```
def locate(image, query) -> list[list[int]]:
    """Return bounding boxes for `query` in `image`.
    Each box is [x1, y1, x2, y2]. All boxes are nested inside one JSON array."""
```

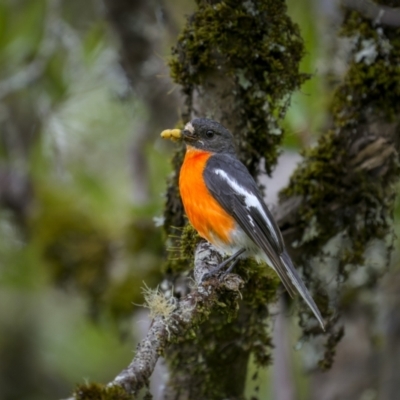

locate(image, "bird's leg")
[[217, 248, 245, 272], [202, 248, 246, 281], [224, 257, 241, 274]]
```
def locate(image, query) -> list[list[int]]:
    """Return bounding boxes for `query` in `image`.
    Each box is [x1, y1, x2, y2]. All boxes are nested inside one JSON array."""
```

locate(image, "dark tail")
[[278, 251, 325, 330]]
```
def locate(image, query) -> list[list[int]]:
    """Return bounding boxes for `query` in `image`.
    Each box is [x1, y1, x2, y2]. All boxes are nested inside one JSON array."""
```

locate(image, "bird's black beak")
[[182, 129, 197, 141]]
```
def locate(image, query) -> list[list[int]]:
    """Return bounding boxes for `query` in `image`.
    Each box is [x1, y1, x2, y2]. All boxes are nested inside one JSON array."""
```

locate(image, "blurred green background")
[[0, 0, 396, 399]]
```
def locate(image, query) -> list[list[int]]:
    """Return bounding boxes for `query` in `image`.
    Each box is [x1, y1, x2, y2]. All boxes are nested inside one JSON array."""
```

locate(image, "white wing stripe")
[[214, 168, 275, 235]]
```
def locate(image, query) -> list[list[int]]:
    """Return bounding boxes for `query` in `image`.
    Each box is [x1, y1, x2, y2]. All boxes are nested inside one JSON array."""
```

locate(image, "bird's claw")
[[201, 267, 221, 283]]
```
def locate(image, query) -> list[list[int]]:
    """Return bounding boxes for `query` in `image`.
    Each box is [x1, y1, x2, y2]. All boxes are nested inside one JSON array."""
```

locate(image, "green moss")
[[180, 224, 202, 265], [74, 383, 135, 400], [240, 261, 280, 367], [337, 11, 400, 121], [163, 224, 201, 274]]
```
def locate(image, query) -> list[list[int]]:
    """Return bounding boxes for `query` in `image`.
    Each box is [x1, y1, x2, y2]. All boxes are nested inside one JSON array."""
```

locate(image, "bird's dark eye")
[[206, 130, 215, 138]]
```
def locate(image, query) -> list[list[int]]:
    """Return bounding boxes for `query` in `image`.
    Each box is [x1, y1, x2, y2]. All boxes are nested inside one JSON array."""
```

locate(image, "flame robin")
[[161, 118, 324, 329]]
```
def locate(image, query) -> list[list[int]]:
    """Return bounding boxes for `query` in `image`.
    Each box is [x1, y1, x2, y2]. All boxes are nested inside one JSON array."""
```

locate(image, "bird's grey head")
[[182, 118, 236, 154]]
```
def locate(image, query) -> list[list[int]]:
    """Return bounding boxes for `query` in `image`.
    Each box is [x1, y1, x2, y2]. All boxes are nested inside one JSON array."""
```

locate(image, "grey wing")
[[204, 154, 325, 329], [203, 154, 295, 295]]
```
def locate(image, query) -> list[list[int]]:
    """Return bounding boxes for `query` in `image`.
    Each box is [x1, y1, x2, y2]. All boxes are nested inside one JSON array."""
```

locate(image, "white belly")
[[209, 224, 272, 266]]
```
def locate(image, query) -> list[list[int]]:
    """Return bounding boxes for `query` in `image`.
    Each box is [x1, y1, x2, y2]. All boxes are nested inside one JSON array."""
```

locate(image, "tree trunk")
[[162, 1, 308, 398]]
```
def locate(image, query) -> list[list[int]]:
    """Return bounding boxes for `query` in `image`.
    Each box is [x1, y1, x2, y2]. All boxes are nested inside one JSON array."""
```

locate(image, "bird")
[[161, 117, 324, 330]]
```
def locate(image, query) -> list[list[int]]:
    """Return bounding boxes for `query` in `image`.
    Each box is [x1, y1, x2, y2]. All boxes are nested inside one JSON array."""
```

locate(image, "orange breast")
[[179, 146, 235, 245]]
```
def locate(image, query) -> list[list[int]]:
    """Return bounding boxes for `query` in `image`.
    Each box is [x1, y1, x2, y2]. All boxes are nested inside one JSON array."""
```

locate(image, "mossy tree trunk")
[[276, 0, 400, 366], [276, 1, 400, 397], [162, 0, 400, 399], [301, 1, 400, 395], [162, 1, 310, 399]]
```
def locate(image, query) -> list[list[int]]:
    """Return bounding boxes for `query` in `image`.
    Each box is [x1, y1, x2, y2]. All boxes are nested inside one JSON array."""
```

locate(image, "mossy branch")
[[68, 242, 244, 399]]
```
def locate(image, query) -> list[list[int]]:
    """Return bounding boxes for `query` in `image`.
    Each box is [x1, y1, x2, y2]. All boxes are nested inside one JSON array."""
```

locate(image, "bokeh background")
[[0, 0, 397, 399]]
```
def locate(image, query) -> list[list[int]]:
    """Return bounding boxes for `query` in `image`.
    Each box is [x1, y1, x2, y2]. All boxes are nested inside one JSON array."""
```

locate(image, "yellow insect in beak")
[[160, 129, 182, 141]]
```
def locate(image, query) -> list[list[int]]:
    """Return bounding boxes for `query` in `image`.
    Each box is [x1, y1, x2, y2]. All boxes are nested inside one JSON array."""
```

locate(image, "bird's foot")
[[201, 250, 244, 282]]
